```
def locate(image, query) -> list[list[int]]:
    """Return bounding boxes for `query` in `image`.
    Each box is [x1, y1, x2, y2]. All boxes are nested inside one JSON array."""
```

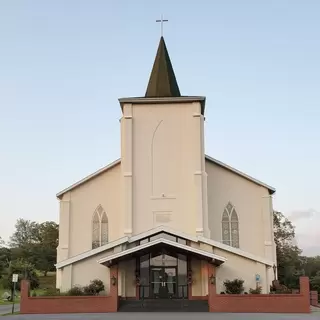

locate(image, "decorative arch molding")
[[151, 120, 163, 196], [92, 205, 109, 249], [221, 202, 239, 248]]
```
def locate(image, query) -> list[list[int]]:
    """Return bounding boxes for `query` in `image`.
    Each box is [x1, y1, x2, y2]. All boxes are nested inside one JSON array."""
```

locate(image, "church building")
[[55, 36, 277, 300]]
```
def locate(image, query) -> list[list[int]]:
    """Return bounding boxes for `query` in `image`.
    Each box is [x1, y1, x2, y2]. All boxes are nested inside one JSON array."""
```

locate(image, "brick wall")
[[20, 265, 119, 314], [208, 275, 310, 313], [310, 290, 319, 307]]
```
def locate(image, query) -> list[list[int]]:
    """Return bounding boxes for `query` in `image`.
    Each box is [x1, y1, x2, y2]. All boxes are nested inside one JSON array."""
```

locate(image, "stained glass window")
[[221, 203, 240, 248], [101, 212, 108, 246], [92, 205, 108, 249], [230, 209, 239, 248], [222, 209, 230, 245], [92, 212, 100, 249]]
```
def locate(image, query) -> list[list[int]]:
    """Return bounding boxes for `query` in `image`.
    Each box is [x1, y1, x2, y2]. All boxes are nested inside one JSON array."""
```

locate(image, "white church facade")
[[55, 37, 277, 300]]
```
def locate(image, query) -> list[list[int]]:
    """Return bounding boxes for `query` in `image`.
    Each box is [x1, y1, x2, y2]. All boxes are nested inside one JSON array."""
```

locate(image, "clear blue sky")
[[0, 0, 319, 255]]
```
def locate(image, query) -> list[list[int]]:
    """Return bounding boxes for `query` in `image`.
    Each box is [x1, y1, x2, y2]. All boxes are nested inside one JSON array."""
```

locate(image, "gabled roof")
[[56, 155, 275, 199], [205, 155, 275, 194], [55, 225, 273, 269], [56, 158, 120, 199], [145, 37, 181, 98], [97, 237, 226, 266]]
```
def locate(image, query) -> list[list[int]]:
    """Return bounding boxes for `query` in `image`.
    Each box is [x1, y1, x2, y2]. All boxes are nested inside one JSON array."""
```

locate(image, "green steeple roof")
[[145, 37, 181, 98]]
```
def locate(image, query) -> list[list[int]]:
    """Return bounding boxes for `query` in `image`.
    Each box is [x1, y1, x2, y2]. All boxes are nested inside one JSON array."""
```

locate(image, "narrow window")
[[221, 202, 239, 248], [222, 209, 230, 246], [92, 205, 109, 249], [92, 212, 100, 249], [230, 209, 239, 248], [101, 212, 108, 246]]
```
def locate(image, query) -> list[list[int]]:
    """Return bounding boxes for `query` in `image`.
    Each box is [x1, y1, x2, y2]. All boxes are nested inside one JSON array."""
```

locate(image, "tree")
[[9, 219, 40, 248], [9, 219, 58, 276], [273, 211, 303, 289], [0, 237, 11, 277], [3, 258, 39, 292], [32, 222, 59, 276], [310, 271, 320, 293]]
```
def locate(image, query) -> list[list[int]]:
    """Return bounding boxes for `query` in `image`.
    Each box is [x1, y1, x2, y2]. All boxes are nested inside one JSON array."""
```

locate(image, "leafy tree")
[[0, 237, 11, 278], [9, 219, 40, 248], [273, 211, 304, 289], [9, 219, 58, 276], [32, 222, 58, 276], [2, 258, 39, 300], [273, 211, 317, 289], [310, 271, 320, 293]]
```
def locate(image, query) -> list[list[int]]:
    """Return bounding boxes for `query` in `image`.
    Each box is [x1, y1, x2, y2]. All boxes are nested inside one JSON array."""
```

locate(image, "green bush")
[[223, 279, 245, 294], [41, 288, 61, 296], [67, 286, 84, 296], [249, 286, 262, 294], [83, 279, 104, 296]]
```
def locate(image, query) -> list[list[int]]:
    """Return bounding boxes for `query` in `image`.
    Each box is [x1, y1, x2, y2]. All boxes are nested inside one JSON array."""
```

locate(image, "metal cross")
[[156, 15, 168, 37]]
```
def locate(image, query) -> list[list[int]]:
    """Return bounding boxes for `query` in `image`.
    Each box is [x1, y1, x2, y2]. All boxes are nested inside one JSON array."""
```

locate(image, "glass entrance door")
[[151, 267, 177, 299]]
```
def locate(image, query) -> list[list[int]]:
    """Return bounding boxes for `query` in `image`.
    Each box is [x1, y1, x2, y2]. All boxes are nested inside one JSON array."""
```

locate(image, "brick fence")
[[310, 290, 319, 307], [208, 272, 310, 313], [20, 265, 118, 314]]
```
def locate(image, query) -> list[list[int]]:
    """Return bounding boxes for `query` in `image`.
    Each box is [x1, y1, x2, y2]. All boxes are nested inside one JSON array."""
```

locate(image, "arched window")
[[92, 205, 108, 249], [101, 212, 108, 246], [92, 212, 100, 249], [221, 202, 239, 248]]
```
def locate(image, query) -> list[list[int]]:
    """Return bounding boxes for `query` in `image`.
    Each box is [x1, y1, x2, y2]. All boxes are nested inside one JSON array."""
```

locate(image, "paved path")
[[3, 313, 320, 320], [0, 303, 20, 315]]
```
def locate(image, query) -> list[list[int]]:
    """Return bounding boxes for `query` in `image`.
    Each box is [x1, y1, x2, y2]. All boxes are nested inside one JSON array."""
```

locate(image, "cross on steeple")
[[156, 15, 168, 37]]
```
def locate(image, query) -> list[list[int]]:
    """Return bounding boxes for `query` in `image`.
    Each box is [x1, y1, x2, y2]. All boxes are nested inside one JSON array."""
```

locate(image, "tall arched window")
[[92, 205, 109, 249], [92, 212, 100, 249], [101, 212, 108, 246], [221, 202, 239, 248]]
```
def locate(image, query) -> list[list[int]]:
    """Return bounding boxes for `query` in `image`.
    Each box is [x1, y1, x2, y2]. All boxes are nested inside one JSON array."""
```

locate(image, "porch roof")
[[97, 237, 227, 266]]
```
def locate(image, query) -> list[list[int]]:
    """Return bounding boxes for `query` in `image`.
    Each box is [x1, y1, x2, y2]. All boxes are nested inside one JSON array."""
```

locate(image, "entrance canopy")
[[97, 236, 226, 266]]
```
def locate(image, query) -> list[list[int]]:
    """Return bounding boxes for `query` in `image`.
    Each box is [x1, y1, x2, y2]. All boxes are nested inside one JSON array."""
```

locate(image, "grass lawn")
[[0, 288, 20, 305]]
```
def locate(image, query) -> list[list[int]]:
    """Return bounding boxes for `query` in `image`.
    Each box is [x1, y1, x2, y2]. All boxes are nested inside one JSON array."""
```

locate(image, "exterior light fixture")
[[111, 275, 117, 286], [209, 274, 216, 285]]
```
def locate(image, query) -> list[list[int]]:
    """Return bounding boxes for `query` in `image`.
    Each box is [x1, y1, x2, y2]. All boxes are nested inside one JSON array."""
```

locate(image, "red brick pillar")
[[310, 291, 319, 307], [109, 264, 118, 312], [207, 263, 216, 312], [299, 276, 311, 313], [20, 280, 30, 314]]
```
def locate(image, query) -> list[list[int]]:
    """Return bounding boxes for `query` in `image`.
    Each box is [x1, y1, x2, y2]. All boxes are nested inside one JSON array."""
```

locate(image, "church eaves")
[[145, 36, 181, 98]]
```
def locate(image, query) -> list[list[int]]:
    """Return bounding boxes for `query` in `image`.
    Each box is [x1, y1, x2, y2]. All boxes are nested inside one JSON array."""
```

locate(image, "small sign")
[[255, 274, 261, 282], [12, 274, 18, 283]]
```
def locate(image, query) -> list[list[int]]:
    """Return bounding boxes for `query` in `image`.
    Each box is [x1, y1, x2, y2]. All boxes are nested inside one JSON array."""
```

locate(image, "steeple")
[[145, 37, 181, 98]]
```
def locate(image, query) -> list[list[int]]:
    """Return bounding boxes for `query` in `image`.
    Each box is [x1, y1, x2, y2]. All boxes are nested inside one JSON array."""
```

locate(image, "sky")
[[0, 0, 319, 256]]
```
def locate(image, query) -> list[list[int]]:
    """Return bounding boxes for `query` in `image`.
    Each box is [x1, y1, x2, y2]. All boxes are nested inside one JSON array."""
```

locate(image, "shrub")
[[41, 288, 61, 296], [67, 286, 84, 296], [223, 279, 244, 294], [249, 286, 262, 294], [31, 291, 37, 297], [83, 279, 104, 296]]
